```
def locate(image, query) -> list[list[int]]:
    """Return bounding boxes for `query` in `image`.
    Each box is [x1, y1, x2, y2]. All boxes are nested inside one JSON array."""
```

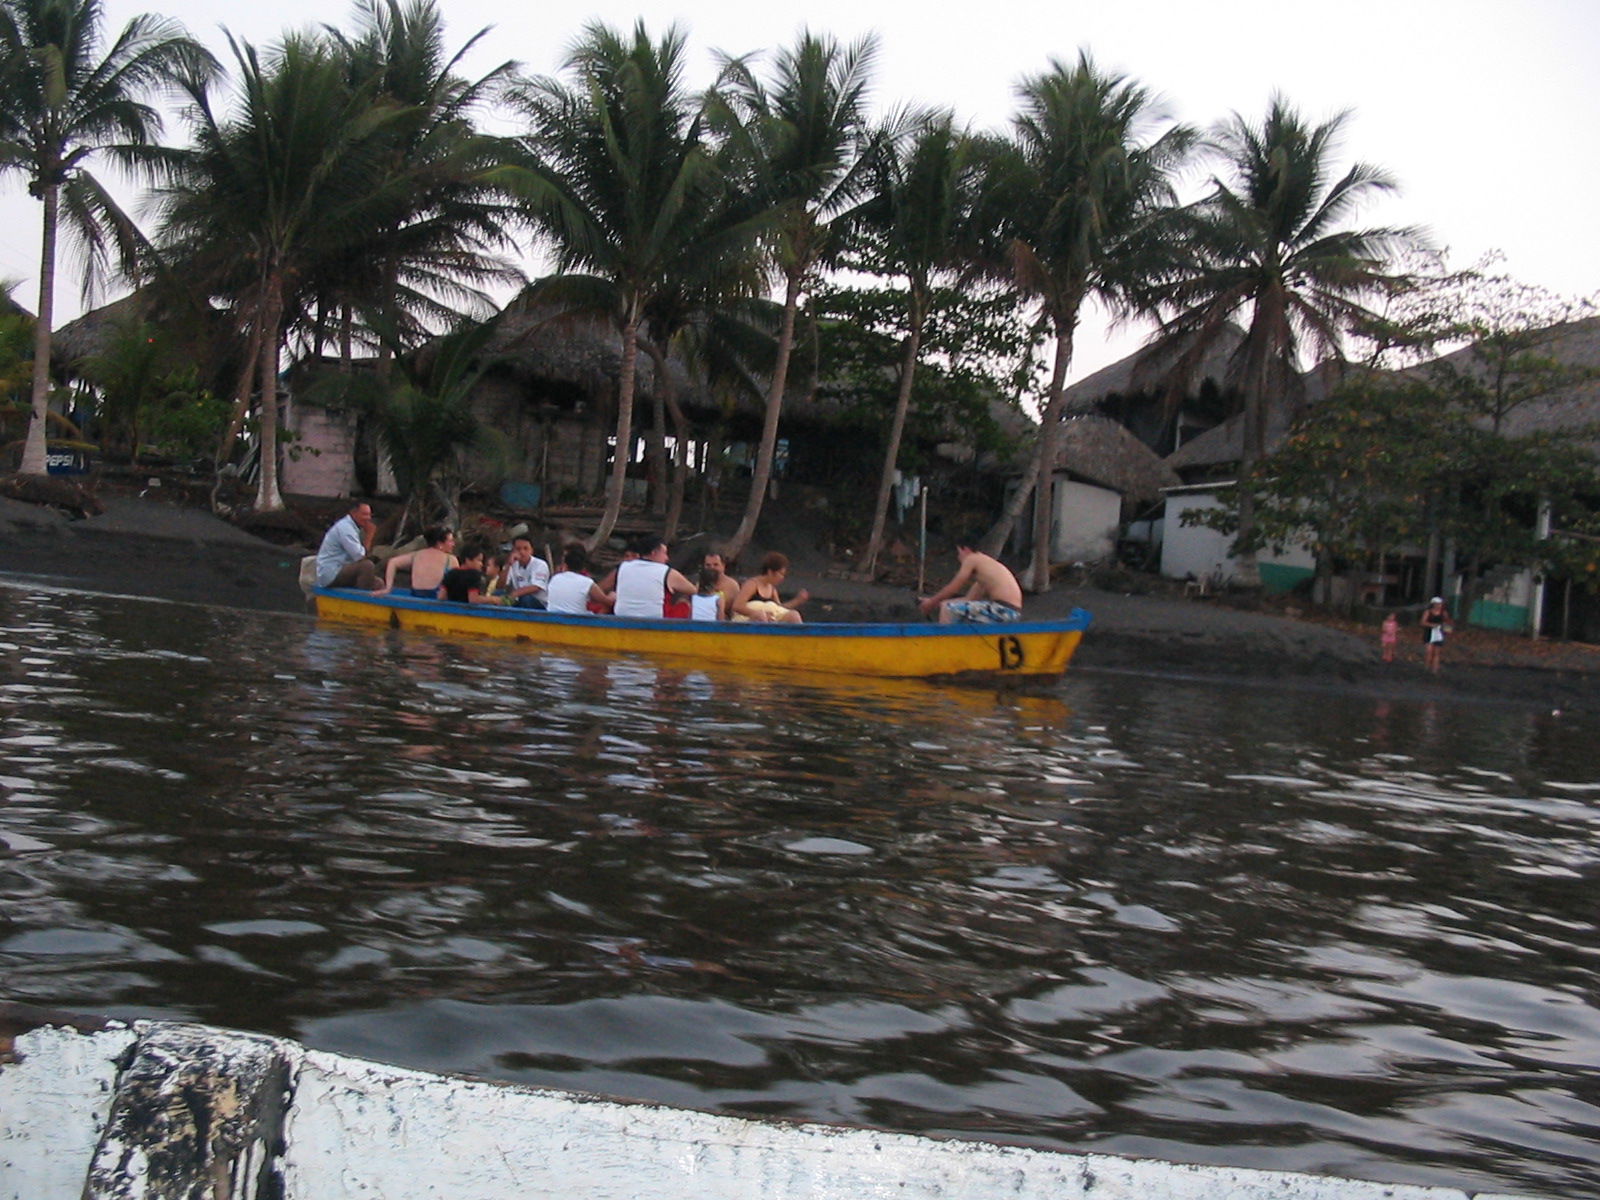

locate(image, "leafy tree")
[[1151, 95, 1422, 585], [75, 315, 202, 462], [0, 0, 211, 476], [713, 29, 878, 562], [972, 51, 1191, 592]]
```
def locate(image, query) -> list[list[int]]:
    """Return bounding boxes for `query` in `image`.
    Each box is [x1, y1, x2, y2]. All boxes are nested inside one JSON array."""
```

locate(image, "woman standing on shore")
[[1420, 597, 1453, 674]]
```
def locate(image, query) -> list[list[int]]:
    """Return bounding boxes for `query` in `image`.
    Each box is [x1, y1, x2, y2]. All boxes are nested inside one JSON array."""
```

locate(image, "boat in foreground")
[[2, 1011, 1535, 1200], [313, 587, 1090, 683]]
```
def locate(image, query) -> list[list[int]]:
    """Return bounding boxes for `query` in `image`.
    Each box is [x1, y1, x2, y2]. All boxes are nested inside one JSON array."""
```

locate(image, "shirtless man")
[[700, 548, 741, 619], [919, 545, 1024, 624]]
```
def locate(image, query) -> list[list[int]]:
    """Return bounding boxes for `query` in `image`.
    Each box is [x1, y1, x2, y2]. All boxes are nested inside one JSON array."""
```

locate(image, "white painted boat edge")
[[0, 1018, 1545, 1200]]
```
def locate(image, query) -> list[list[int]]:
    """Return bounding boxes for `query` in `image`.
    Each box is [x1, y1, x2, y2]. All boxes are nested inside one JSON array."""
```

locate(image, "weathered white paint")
[[0, 1023, 136, 1200], [0, 1020, 1545, 1200], [282, 1050, 1534, 1200]]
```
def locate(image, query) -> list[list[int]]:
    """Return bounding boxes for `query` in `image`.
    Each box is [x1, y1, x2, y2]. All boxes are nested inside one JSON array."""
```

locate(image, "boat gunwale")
[[313, 587, 1092, 640]]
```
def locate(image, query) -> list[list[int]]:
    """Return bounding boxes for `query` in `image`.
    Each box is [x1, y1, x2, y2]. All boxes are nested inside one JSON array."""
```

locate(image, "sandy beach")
[[3, 491, 1597, 713]]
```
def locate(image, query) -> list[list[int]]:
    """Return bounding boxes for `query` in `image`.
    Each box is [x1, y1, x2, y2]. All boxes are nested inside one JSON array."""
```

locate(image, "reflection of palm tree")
[[506, 22, 760, 552], [0, 0, 211, 476], [714, 30, 878, 562], [1153, 96, 1421, 585], [973, 52, 1190, 592], [858, 113, 978, 577]]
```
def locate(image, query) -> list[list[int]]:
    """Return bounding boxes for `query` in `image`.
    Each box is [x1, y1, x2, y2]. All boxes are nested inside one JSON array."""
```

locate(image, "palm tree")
[[972, 51, 1191, 593], [318, 0, 521, 368], [505, 21, 763, 552], [0, 0, 210, 477], [1152, 95, 1422, 585], [713, 29, 878, 563], [151, 32, 416, 512], [856, 113, 979, 577]]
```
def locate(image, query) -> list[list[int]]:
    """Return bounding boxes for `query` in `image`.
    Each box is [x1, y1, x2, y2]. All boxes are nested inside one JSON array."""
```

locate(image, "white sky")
[[1, 0, 1595, 385]]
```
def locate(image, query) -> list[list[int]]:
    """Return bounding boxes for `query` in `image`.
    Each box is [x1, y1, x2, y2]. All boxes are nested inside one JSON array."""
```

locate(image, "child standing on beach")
[[1380, 612, 1400, 663]]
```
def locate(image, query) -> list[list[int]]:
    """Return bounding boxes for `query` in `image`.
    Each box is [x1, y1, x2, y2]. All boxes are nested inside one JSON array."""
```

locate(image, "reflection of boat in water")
[[313, 587, 1090, 684], [7, 1012, 1519, 1200]]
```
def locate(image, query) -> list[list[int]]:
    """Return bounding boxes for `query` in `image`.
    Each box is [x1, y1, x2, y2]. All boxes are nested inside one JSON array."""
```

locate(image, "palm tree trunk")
[[972, 321, 1075, 585], [587, 308, 642, 552], [1026, 321, 1078, 594], [19, 181, 60, 477], [215, 310, 266, 468], [862, 296, 926, 577], [253, 280, 286, 512], [725, 271, 802, 564], [643, 339, 692, 540]]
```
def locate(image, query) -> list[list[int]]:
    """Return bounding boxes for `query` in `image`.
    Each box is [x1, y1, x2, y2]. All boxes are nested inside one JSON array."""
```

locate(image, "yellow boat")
[[313, 588, 1090, 683]]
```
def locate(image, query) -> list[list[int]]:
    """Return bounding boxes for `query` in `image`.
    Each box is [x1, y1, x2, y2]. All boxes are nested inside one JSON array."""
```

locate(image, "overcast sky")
[[1, 0, 1594, 384]]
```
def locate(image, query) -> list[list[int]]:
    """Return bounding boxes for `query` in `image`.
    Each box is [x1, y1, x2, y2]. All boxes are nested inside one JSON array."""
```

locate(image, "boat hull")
[[1, 1013, 1531, 1200], [313, 588, 1089, 682]]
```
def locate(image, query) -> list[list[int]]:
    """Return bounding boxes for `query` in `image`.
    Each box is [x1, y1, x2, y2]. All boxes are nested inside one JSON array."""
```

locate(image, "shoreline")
[[3, 494, 1596, 713]]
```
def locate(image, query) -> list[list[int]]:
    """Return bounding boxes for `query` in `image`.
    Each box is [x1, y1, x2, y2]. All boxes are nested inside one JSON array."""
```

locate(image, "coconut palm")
[[505, 21, 764, 551], [1152, 95, 1423, 585], [317, 0, 521, 367], [855, 113, 980, 577], [713, 29, 878, 562], [0, 0, 210, 476], [972, 51, 1192, 593], [151, 32, 418, 512]]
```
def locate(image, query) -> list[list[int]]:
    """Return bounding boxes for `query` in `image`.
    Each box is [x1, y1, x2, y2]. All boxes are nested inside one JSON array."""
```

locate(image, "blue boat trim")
[[315, 587, 1093, 639]]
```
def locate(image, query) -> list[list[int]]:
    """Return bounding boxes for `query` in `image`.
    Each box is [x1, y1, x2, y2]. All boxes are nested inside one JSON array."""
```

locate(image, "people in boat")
[[315, 501, 380, 590], [1420, 596, 1453, 674], [440, 544, 496, 604], [919, 545, 1023, 624], [546, 543, 614, 614], [700, 548, 741, 616], [501, 536, 550, 610], [691, 567, 724, 621], [614, 537, 695, 619], [733, 552, 808, 623], [379, 526, 457, 598]]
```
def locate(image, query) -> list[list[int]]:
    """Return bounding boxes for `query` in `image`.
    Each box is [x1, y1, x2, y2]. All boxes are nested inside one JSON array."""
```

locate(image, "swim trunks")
[[945, 599, 1021, 624]]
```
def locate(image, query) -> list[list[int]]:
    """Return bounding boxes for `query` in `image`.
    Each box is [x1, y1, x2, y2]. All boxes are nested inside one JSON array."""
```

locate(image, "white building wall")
[[1050, 479, 1122, 563], [1160, 490, 1314, 583]]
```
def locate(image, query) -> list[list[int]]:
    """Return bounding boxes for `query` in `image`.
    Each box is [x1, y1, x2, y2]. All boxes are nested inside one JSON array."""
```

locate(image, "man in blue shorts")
[[919, 545, 1023, 624]]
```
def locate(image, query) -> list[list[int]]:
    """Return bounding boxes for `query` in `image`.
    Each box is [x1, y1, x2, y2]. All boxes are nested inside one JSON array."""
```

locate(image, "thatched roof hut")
[[1053, 414, 1180, 502]]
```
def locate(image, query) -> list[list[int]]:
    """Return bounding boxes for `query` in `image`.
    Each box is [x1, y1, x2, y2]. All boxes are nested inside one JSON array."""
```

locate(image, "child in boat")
[[691, 567, 724, 621], [440, 545, 497, 604]]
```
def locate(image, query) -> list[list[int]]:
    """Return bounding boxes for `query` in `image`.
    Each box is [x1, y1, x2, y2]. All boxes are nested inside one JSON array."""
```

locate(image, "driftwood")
[[0, 472, 104, 517]]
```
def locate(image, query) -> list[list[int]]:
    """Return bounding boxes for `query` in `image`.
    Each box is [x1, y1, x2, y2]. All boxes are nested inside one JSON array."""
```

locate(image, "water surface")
[[0, 586, 1596, 1198]]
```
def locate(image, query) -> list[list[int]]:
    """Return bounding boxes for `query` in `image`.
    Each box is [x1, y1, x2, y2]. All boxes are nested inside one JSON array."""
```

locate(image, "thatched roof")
[[51, 294, 151, 365], [1059, 325, 1248, 412], [1053, 414, 1180, 501], [1413, 315, 1600, 442]]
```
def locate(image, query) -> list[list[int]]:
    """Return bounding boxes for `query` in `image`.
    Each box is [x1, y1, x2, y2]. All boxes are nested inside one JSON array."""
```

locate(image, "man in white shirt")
[[315, 501, 379, 589], [501, 535, 551, 609], [613, 537, 694, 618]]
